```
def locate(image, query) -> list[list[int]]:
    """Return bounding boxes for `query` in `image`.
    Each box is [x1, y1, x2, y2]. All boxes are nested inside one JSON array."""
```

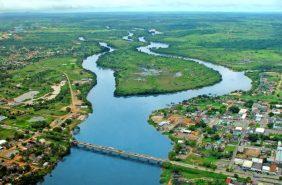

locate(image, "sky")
[[0, 0, 282, 12]]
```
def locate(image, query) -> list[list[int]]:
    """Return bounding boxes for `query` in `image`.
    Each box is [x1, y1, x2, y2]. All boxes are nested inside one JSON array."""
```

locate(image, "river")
[[42, 37, 251, 185]]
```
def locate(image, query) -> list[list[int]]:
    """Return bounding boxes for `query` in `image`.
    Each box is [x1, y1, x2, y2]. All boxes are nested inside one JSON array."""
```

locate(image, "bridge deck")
[[72, 141, 167, 165]]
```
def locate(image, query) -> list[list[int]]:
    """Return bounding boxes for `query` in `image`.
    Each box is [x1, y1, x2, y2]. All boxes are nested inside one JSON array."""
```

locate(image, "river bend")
[[43, 37, 251, 185]]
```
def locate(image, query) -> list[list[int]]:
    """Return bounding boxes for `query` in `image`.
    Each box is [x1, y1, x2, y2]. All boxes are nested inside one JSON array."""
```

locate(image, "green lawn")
[[0, 127, 18, 140]]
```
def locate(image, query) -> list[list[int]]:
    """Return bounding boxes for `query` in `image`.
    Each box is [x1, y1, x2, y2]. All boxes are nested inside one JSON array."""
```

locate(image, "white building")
[[158, 121, 170, 127], [239, 109, 248, 114], [0, 115, 7, 122], [255, 128, 265, 134], [0, 140, 7, 150], [242, 160, 253, 169], [255, 114, 263, 122], [0, 140, 7, 145], [276, 146, 282, 164]]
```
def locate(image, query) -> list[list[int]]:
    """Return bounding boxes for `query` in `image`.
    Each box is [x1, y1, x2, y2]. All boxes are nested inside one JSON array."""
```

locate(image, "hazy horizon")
[[0, 0, 281, 13]]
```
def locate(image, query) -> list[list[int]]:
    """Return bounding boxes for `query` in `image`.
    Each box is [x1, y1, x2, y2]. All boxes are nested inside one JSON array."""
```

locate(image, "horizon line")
[[1, 10, 282, 14]]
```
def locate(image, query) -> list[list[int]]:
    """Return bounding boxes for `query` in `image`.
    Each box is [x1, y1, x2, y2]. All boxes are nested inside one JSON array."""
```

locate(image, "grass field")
[[161, 162, 227, 185]]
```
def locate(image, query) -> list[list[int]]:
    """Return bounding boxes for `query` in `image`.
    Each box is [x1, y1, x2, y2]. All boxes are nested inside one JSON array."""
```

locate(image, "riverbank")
[[0, 53, 100, 184], [149, 70, 282, 184]]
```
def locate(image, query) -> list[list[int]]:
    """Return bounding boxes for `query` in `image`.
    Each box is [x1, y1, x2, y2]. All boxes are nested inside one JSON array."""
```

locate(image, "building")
[[244, 147, 261, 158], [262, 165, 270, 173], [255, 128, 265, 134], [158, 121, 170, 127], [0, 115, 7, 122], [255, 114, 263, 122], [239, 109, 247, 114], [234, 158, 244, 165], [242, 160, 253, 169], [251, 162, 262, 172], [0, 140, 7, 150], [276, 146, 282, 164]]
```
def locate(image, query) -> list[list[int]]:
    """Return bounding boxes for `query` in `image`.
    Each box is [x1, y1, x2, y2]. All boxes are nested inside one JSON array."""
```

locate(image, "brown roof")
[[270, 163, 278, 172], [168, 115, 194, 126], [244, 148, 260, 157], [187, 131, 200, 141]]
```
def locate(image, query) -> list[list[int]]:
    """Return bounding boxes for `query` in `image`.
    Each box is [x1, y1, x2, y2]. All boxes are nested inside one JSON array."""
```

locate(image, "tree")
[[53, 127, 63, 132], [248, 134, 260, 142], [65, 119, 72, 125], [66, 107, 71, 113], [168, 151, 176, 160], [268, 112, 274, 117], [244, 100, 254, 108], [228, 106, 240, 114]]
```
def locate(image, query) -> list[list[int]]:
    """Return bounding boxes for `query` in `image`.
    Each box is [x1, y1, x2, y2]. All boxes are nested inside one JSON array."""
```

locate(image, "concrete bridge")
[[71, 141, 282, 184], [72, 141, 167, 166]]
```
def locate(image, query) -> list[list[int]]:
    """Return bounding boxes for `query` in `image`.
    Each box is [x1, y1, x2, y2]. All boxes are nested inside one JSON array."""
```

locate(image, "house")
[[178, 140, 185, 144], [242, 160, 253, 169], [269, 163, 278, 174], [0, 115, 7, 122], [0, 140, 7, 146], [251, 162, 262, 172], [158, 121, 170, 127], [43, 162, 49, 167], [187, 131, 200, 141], [244, 147, 261, 158], [235, 127, 243, 131], [234, 158, 244, 165], [262, 165, 270, 173], [273, 109, 281, 115], [241, 113, 247, 120], [255, 114, 263, 122], [275, 146, 282, 164], [239, 109, 247, 114], [275, 104, 282, 108], [180, 128, 191, 134], [233, 127, 243, 136], [225, 177, 234, 185], [255, 128, 265, 134], [252, 158, 263, 163], [273, 119, 282, 129], [168, 115, 194, 126], [39, 138, 46, 144]]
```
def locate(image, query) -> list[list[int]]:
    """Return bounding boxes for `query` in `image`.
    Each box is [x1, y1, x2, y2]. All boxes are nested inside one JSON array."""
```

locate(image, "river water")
[[43, 38, 251, 185]]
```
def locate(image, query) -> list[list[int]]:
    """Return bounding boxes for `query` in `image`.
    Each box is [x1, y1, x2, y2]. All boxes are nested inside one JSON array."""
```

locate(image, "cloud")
[[0, 0, 281, 12]]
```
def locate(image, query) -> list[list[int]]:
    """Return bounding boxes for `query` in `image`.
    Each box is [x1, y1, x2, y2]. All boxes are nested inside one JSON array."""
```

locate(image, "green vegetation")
[[0, 56, 95, 133], [162, 162, 227, 185], [1, 13, 281, 185], [148, 14, 282, 72], [99, 47, 221, 96], [185, 154, 217, 169]]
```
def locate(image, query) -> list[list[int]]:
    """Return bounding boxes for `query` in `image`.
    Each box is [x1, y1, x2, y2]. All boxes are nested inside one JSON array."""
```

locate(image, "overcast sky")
[[0, 0, 282, 12]]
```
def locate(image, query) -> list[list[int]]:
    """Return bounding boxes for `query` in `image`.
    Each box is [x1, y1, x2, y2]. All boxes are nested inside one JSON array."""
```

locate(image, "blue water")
[[43, 41, 252, 185]]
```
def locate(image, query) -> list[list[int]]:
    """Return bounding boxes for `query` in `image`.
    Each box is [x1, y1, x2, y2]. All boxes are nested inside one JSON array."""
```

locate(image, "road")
[[170, 161, 281, 184], [228, 120, 250, 169]]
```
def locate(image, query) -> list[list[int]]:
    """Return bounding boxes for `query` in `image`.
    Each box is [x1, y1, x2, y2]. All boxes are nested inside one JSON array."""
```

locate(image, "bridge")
[[72, 141, 167, 166], [71, 141, 282, 184]]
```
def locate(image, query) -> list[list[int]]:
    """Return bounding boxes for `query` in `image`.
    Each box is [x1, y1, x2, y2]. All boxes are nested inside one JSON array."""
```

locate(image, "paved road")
[[170, 161, 281, 184]]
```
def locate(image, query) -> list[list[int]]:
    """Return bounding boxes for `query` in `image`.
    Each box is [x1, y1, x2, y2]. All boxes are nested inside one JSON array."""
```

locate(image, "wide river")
[[43, 38, 251, 185]]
